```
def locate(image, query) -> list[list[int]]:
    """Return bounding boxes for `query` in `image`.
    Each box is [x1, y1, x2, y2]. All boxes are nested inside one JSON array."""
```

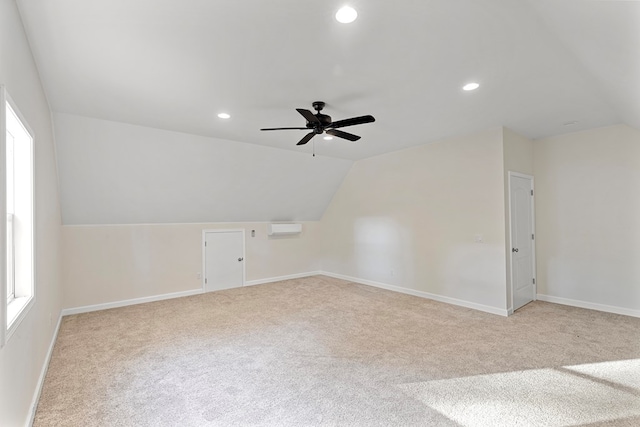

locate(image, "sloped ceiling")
[[13, 0, 639, 225], [526, 0, 640, 131], [53, 113, 352, 224]]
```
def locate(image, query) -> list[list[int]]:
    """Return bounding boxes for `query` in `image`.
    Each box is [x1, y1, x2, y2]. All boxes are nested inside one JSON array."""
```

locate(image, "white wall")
[[0, 0, 63, 425], [53, 113, 353, 225], [320, 128, 509, 313], [502, 128, 534, 310], [63, 222, 320, 309], [534, 124, 640, 313]]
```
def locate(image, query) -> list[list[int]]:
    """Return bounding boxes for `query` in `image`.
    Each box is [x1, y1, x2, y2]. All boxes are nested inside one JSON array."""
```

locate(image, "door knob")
[[512, 248, 519, 253], [238, 257, 244, 262]]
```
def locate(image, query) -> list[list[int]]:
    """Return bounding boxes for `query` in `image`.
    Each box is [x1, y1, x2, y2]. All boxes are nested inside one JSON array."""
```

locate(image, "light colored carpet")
[[34, 275, 640, 426]]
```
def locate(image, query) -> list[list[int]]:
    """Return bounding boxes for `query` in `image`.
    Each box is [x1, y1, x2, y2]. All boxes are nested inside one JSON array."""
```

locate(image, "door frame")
[[507, 171, 537, 312], [201, 229, 246, 292]]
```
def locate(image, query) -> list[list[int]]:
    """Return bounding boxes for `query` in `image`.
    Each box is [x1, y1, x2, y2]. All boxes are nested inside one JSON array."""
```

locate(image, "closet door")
[[203, 230, 245, 292]]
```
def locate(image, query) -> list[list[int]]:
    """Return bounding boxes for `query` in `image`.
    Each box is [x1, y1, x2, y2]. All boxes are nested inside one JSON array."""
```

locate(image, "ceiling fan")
[[260, 101, 375, 146]]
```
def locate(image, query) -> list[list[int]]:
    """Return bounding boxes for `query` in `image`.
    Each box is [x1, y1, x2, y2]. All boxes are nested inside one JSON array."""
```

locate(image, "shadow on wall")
[[443, 244, 504, 306], [353, 216, 504, 308], [354, 217, 415, 286]]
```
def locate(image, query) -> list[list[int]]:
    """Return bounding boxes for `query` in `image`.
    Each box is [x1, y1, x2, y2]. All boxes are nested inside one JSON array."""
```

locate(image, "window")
[[7, 120, 15, 305], [2, 87, 35, 345]]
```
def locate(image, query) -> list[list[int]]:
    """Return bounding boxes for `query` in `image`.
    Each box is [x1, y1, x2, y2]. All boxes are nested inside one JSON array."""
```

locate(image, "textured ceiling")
[[16, 0, 639, 160]]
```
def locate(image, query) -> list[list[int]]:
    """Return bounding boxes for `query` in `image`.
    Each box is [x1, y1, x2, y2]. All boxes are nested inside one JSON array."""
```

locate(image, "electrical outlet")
[[196, 272, 201, 280]]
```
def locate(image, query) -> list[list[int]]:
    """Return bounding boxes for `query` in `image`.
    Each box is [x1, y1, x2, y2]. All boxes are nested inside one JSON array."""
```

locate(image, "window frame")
[[6, 213, 14, 304], [1, 86, 36, 347]]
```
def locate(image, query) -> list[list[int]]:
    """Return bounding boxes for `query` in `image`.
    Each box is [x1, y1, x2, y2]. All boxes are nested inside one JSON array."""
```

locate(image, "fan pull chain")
[[313, 139, 315, 157]]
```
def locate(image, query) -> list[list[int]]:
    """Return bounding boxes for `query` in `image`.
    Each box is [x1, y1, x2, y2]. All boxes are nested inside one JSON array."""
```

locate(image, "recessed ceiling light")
[[217, 113, 231, 119], [336, 6, 357, 23], [323, 136, 333, 140], [463, 82, 480, 91]]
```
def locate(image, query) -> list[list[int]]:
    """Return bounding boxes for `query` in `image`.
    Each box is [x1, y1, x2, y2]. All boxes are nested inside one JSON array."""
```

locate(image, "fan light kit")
[[323, 136, 333, 140], [260, 101, 375, 147], [336, 6, 357, 23], [217, 113, 231, 119], [463, 82, 480, 91]]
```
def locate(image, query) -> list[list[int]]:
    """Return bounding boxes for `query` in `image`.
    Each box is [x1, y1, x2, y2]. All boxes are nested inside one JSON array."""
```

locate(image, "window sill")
[[6, 295, 34, 341]]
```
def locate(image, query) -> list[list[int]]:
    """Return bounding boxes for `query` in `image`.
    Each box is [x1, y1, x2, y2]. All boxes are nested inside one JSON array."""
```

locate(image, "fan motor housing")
[[308, 101, 332, 128], [316, 113, 332, 126], [305, 113, 332, 128]]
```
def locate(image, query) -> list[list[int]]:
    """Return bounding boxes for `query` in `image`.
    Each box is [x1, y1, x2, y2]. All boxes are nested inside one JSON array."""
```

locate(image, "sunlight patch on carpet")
[[564, 358, 640, 392], [397, 363, 640, 427]]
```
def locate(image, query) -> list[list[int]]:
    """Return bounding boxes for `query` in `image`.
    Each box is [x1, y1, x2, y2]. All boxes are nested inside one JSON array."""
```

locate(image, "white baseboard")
[[61, 272, 324, 316], [537, 294, 640, 318], [61, 270, 522, 319], [27, 311, 63, 427], [245, 271, 322, 287], [320, 271, 509, 317], [61, 289, 203, 316]]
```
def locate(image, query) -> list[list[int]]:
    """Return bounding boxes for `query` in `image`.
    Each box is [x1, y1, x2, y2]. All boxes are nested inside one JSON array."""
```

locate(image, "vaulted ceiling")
[[17, 0, 639, 161], [12, 0, 640, 225]]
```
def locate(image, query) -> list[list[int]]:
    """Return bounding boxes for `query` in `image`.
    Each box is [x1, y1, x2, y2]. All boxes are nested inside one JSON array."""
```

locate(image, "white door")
[[204, 230, 245, 292], [509, 173, 536, 311]]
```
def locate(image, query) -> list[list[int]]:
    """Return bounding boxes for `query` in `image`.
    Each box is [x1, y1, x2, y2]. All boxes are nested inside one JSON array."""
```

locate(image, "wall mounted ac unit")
[[268, 223, 302, 236]]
